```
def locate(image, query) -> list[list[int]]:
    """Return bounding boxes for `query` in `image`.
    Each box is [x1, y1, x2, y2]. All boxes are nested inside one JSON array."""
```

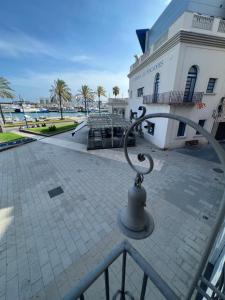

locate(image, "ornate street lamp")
[[118, 112, 225, 297]]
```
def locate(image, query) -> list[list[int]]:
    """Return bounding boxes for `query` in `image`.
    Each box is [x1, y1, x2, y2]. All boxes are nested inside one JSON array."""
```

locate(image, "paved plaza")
[[0, 129, 224, 300]]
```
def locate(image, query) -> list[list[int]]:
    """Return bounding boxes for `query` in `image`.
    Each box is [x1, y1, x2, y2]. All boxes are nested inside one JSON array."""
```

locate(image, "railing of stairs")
[[63, 240, 179, 300]]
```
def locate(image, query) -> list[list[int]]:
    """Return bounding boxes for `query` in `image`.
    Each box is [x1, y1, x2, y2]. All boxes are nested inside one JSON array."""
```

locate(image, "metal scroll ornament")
[[118, 112, 225, 299], [129, 106, 146, 137]]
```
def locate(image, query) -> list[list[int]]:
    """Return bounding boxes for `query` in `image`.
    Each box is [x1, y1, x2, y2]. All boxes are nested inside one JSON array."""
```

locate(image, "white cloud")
[[164, 0, 172, 5], [0, 29, 55, 57], [10, 69, 129, 99], [0, 28, 90, 63], [70, 55, 91, 62]]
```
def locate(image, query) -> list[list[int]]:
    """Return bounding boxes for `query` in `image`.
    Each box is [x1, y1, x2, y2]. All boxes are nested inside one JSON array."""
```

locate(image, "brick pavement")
[[0, 133, 224, 300]]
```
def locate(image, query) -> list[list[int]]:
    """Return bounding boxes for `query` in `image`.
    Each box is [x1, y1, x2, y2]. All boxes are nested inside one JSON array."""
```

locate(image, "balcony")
[[192, 14, 214, 30], [143, 91, 203, 105], [218, 19, 225, 33]]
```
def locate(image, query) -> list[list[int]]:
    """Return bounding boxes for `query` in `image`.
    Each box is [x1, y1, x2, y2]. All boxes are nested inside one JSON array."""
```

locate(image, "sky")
[[0, 0, 170, 101]]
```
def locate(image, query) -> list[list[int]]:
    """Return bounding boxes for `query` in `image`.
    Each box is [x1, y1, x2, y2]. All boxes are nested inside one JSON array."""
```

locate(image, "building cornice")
[[128, 30, 225, 78]]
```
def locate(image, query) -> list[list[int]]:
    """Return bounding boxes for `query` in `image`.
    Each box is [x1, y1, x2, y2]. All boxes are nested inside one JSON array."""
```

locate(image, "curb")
[[0, 137, 37, 152]]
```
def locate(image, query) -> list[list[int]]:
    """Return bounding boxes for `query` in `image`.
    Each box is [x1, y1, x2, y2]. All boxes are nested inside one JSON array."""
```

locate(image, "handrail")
[[63, 240, 179, 300]]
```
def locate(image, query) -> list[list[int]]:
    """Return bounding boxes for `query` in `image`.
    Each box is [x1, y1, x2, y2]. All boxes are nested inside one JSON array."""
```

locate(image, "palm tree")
[[50, 79, 72, 119], [0, 77, 14, 125], [77, 85, 95, 114], [112, 86, 120, 98], [96, 86, 106, 113]]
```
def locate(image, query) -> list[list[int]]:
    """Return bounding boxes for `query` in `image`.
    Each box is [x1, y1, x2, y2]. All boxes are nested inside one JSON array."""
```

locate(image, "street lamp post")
[[118, 113, 225, 299]]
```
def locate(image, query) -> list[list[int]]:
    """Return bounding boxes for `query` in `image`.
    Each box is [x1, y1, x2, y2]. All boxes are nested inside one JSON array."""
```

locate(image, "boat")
[[39, 108, 49, 113]]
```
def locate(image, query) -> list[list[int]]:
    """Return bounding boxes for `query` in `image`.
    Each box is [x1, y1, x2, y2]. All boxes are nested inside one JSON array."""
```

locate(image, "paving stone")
[[0, 132, 223, 299]]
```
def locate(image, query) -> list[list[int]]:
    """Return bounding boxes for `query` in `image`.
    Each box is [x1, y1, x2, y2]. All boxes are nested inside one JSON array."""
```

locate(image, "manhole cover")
[[48, 186, 64, 198], [213, 168, 224, 174]]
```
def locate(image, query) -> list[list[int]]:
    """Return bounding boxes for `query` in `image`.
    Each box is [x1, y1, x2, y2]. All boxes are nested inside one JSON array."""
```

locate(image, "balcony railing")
[[192, 14, 214, 30], [143, 91, 203, 105], [218, 19, 225, 33]]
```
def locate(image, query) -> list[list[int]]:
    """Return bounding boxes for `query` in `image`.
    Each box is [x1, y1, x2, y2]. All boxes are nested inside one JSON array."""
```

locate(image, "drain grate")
[[213, 168, 224, 174], [48, 186, 64, 198]]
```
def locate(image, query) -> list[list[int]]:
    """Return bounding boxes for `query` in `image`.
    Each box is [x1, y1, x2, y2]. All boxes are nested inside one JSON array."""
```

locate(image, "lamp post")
[[118, 113, 225, 298]]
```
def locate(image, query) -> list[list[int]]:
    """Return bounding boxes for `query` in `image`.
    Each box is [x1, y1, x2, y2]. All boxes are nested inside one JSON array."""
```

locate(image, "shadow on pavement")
[[173, 142, 225, 163]]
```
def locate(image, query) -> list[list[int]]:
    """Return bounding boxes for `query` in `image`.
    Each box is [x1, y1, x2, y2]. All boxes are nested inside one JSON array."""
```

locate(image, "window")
[[196, 119, 206, 135], [206, 78, 217, 93], [137, 87, 144, 97], [153, 73, 160, 102], [177, 122, 186, 137], [144, 121, 155, 135], [148, 122, 155, 136], [184, 66, 198, 102]]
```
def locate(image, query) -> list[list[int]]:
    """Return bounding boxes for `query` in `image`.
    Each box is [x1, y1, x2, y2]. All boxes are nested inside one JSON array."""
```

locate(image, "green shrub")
[[49, 125, 56, 132]]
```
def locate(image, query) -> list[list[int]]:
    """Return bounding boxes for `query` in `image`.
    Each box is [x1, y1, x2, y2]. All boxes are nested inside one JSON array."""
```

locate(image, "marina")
[[3, 111, 86, 122]]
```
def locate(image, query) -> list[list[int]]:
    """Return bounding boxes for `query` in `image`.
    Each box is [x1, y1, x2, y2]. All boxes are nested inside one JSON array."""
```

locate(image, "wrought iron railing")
[[218, 19, 225, 33], [192, 14, 214, 30], [64, 240, 179, 300], [143, 91, 203, 105]]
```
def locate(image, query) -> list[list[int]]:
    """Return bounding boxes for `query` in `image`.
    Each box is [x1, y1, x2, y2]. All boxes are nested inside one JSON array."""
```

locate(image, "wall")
[[165, 43, 225, 148], [128, 44, 181, 148]]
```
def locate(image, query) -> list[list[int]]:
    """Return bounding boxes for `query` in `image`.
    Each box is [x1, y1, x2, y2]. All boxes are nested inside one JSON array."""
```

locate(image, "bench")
[[185, 140, 199, 146]]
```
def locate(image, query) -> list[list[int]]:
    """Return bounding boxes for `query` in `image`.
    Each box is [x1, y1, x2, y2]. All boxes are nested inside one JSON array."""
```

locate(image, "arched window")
[[184, 66, 198, 102], [153, 73, 160, 103]]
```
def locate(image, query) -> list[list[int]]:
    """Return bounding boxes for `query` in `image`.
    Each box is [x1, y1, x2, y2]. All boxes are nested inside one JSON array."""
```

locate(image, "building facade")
[[127, 0, 225, 149], [107, 98, 128, 117]]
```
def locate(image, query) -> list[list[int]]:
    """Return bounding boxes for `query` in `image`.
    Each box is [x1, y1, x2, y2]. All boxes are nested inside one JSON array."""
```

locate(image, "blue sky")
[[0, 0, 170, 101]]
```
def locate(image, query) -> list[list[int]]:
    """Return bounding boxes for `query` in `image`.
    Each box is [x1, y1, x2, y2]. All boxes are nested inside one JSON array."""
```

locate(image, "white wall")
[[127, 44, 181, 148], [166, 43, 225, 148], [128, 16, 225, 149]]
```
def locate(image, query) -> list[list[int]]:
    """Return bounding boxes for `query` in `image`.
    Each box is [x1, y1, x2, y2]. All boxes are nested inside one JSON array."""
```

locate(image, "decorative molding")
[[128, 30, 225, 77]]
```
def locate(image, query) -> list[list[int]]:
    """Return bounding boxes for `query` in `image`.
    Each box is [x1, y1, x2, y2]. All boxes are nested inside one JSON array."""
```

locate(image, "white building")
[[107, 98, 128, 117], [127, 0, 225, 149]]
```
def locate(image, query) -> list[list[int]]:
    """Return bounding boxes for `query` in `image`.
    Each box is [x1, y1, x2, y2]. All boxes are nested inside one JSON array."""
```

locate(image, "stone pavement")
[[0, 131, 224, 300]]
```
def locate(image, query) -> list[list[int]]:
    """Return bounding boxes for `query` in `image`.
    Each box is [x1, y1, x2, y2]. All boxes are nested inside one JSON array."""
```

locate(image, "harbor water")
[[4, 111, 86, 121]]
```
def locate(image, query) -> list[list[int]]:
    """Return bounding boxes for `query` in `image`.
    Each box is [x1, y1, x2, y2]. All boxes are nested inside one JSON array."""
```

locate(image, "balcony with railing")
[[218, 19, 225, 33], [143, 91, 203, 105], [192, 14, 214, 31]]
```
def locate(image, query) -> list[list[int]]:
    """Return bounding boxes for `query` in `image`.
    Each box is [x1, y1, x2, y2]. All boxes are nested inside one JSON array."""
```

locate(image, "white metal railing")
[[218, 19, 225, 33], [192, 14, 214, 30]]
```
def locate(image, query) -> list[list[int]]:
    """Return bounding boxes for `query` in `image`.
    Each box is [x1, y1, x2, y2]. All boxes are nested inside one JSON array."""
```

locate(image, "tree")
[[96, 86, 106, 113], [76, 85, 95, 114], [50, 79, 72, 119], [112, 86, 120, 98], [0, 77, 14, 125]]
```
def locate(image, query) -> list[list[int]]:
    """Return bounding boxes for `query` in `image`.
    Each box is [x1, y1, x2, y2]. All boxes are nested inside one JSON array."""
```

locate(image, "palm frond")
[[0, 77, 14, 99]]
